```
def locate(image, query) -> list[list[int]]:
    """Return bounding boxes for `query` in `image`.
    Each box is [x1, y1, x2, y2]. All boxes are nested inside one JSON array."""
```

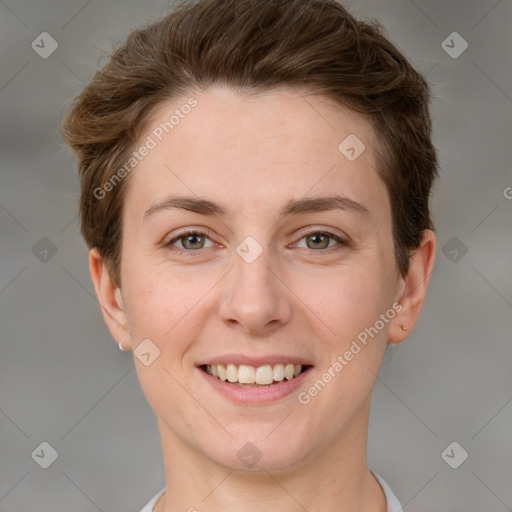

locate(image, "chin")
[[202, 426, 314, 472]]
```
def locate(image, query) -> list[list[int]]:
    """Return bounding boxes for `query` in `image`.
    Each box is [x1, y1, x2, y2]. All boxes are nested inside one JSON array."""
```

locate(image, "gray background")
[[1, 0, 511, 510]]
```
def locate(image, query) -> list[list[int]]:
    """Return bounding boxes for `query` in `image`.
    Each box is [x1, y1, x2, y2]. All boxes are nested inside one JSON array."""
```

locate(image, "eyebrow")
[[142, 194, 369, 222]]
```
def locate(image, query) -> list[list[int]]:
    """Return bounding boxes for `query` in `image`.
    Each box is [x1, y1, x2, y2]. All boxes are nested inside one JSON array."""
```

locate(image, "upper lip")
[[196, 354, 314, 367]]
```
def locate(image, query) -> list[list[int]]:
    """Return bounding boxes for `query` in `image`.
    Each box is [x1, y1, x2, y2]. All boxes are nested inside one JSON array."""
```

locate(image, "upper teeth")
[[204, 363, 302, 385]]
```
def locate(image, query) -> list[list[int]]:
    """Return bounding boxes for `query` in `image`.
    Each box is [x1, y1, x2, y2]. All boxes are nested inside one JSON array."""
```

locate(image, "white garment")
[[140, 470, 402, 511], [372, 470, 403, 512], [140, 487, 164, 512]]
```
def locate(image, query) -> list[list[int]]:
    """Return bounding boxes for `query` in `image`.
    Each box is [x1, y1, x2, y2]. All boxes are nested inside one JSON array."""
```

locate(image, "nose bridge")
[[234, 245, 275, 297], [218, 239, 291, 334]]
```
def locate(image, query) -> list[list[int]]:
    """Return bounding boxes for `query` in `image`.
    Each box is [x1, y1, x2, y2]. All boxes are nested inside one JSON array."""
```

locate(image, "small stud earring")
[[119, 342, 128, 351], [401, 325, 407, 331]]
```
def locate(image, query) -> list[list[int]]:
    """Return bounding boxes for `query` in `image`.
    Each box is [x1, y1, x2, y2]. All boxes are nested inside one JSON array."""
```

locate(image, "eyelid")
[[291, 227, 349, 251], [163, 226, 350, 253], [163, 228, 217, 249], [294, 225, 348, 241]]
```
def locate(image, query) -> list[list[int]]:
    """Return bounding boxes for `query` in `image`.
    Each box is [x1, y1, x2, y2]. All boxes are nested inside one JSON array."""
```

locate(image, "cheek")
[[307, 270, 391, 396], [120, 256, 217, 346], [296, 264, 391, 342]]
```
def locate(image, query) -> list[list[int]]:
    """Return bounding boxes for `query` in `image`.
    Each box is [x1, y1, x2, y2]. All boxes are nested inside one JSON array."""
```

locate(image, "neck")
[[154, 399, 387, 512]]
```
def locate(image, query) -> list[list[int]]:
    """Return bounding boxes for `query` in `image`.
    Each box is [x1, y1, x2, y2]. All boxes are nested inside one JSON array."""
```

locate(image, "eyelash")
[[164, 229, 349, 255]]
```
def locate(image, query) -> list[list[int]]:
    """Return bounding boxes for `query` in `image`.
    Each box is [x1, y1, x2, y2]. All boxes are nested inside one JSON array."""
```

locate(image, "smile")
[[201, 363, 309, 386]]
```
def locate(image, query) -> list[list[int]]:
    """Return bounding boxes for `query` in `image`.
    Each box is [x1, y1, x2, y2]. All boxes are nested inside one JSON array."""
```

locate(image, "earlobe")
[[89, 248, 131, 348], [388, 230, 436, 344]]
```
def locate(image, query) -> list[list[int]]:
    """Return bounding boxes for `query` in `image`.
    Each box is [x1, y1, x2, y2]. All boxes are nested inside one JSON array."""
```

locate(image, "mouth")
[[200, 363, 312, 387], [196, 355, 314, 403]]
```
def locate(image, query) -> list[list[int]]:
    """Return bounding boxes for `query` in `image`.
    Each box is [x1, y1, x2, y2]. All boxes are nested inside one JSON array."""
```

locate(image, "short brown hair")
[[61, 0, 438, 287]]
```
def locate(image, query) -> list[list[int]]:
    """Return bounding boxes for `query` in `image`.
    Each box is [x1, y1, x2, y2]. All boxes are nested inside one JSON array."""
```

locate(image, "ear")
[[89, 248, 131, 350], [388, 229, 436, 344]]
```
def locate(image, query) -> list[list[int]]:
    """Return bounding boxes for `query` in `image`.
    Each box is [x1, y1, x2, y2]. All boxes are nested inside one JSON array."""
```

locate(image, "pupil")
[[309, 234, 328, 249], [185, 234, 202, 248]]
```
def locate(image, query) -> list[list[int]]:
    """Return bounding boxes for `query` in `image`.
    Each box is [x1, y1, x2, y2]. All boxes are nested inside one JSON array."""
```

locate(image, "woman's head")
[[61, 0, 437, 474], [61, 0, 438, 288]]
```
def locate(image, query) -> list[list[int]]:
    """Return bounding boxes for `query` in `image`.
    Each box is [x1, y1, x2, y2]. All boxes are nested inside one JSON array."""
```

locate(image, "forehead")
[[123, 85, 387, 219], [145, 85, 377, 156]]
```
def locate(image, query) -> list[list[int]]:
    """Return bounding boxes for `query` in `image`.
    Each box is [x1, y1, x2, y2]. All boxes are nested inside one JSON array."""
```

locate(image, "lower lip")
[[197, 367, 313, 404]]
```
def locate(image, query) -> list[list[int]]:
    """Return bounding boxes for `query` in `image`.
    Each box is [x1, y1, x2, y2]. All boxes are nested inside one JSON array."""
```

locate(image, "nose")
[[217, 246, 292, 336]]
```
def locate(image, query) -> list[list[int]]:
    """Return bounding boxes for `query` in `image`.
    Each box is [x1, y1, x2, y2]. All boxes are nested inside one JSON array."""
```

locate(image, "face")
[[109, 86, 407, 470]]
